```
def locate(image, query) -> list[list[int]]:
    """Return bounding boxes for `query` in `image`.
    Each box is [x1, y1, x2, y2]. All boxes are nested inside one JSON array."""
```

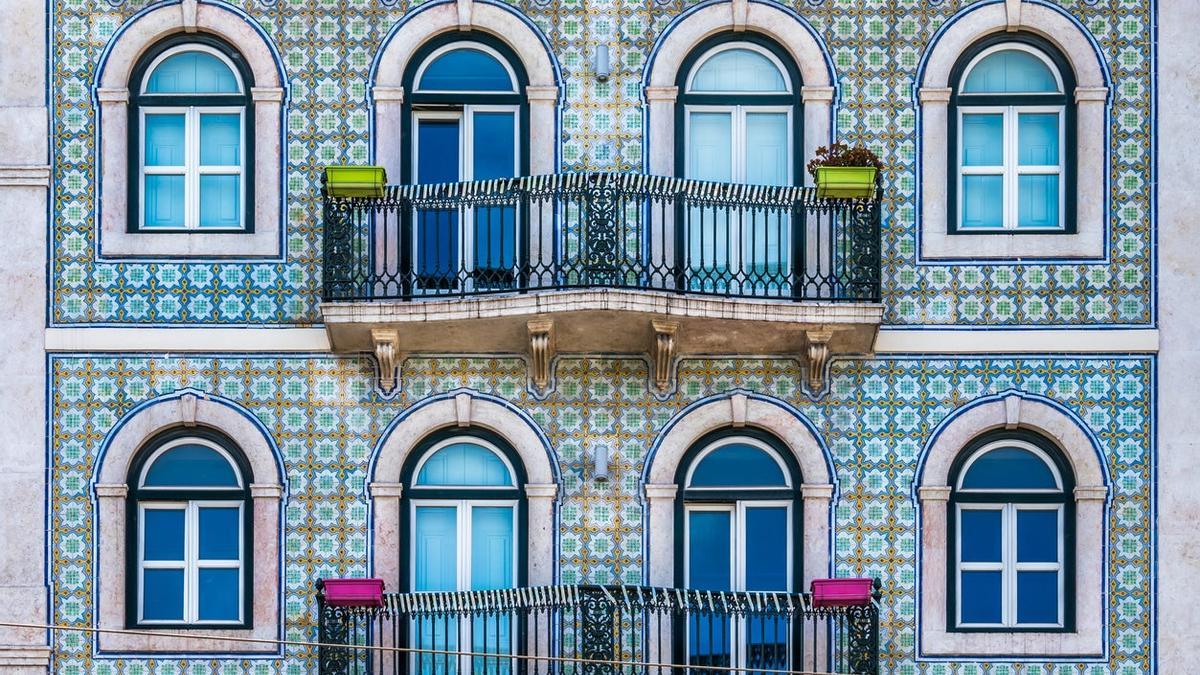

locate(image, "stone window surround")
[[643, 0, 836, 178], [371, 0, 560, 181], [92, 391, 284, 654], [918, 1, 1110, 260], [917, 392, 1109, 657], [643, 393, 835, 589], [94, 1, 284, 259], [368, 392, 559, 591]]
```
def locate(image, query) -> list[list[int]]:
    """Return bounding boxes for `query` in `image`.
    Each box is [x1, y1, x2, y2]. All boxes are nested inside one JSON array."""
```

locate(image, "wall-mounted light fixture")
[[591, 444, 610, 481], [594, 44, 611, 82]]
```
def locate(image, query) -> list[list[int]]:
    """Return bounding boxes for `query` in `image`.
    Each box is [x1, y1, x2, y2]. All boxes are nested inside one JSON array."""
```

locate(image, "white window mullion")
[[1002, 503, 1015, 627], [1004, 107, 1018, 230], [187, 107, 200, 230], [462, 109, 476, 278], [185, 501, 199, 623]]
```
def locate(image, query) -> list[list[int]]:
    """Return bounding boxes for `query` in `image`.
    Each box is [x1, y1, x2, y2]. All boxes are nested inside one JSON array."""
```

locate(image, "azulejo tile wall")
[[49, 0, 1153, 327], [50, 354, 1152, 673]]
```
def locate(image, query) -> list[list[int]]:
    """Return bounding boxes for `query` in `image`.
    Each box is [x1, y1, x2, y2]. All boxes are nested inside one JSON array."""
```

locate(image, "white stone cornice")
[[918, 87, 952, 103], [1075, 86, 1109, 103], [369, 482, 404, 499], [250, 483, 284, 499], [0, 647, 52, 666], [644, 483, 678, 501], [1075, 485, 1109, 501], [0, 165, 51, 187], [251, 86, 284, 103], [644, 86, 678, 102], [95, 483, 129, 499], [800, 85, 835, 103], [918, 486, 952, 502], [800, 483, 834, 500], [524, 483, 558, 499], [373, 85, 405, 103], [96, 87, 129, 103], [525, 85, 559, 102]]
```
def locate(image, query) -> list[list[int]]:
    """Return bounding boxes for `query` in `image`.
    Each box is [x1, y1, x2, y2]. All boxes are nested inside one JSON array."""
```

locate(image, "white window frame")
[[137, 500, 245, 625], [410, 436, 518, 490], [955, 502, 1064, 629], [683, 436, 793, 491], [683, 501, 794, 670], [956, 105, 1065, 231], [138, 106, 246, 230], [408, 498, 520, 672], [411, 106, 521, 292]]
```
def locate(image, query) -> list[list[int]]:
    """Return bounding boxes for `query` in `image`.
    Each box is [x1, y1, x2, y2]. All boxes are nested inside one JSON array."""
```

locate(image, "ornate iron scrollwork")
[[578, 585, 617, 675]]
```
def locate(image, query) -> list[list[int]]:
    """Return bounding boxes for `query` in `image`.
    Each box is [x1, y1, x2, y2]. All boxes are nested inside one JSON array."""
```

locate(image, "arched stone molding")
[[93, 0, 286, 258], [371, 0, 561, 178], [642, 392, 835, 589], [91, 389, 285, 653], [916, 0, 1111, 260], [368, 391, 559, 592], [642, 0, 835, 176], [915, 391, 1109, 657]]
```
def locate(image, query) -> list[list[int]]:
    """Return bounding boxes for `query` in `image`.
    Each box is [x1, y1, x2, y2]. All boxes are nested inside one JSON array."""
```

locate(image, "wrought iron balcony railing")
[[322, 173, 881, 303], [316, 583, 882, 675]]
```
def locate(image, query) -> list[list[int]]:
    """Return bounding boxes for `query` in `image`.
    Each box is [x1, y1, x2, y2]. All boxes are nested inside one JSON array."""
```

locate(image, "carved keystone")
[[180, 393, 198, 427], [651, 319, 679, 393], [803, 329, 835, 394], [527, 318, 555, 391], [181, 0, 198, 32], [371, 329, 401, 394]]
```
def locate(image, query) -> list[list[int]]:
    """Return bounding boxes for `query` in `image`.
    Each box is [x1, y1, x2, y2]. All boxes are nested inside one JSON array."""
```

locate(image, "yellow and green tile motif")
[[50, 0, 1153, 326], [50, 354, 1152, 673]]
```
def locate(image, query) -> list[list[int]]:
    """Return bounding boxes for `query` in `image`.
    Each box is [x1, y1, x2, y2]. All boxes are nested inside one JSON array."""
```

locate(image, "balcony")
[[316, 582, 882, 675], [320, 172, 882, 393]]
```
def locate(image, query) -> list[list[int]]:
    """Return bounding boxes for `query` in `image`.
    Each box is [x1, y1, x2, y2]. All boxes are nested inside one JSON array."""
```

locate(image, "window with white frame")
[[950, 37, 1075, 233], [403, 432, 526, 672], [128, 432, 251, 627], [676, 35, 801, 295], [131, 38, 252, 231], [676, 431, 800, 671], [950, 434, 1074, 630], [402, 36, 526, 294]]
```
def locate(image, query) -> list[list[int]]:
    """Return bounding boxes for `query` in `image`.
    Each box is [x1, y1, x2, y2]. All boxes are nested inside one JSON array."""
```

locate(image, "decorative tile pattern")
[[49, 354, 1153, 673], [48, 0, 1154, 326]]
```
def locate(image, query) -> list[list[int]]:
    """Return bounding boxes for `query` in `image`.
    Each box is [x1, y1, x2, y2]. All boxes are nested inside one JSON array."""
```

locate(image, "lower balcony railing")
[[322, 172, 881, 303], [316, 583, 881, 675]]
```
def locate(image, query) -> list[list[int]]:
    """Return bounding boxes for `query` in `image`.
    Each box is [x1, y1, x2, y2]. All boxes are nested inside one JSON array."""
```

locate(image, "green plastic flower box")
[[325, 166, 387, 198], [814, 166, 877, 199]]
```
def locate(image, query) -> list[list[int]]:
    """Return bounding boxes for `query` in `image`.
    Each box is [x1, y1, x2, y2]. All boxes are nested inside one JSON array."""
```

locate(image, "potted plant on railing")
[[324, 165, 388, 198], [807, 143, 883, 199]]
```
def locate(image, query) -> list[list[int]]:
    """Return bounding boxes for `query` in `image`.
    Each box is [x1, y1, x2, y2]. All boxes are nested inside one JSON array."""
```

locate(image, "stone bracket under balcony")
[[321, 288, 882, 395]]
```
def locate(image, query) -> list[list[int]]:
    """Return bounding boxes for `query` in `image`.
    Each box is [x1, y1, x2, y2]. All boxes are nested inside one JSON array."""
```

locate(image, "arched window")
[[949, 432, 1074, 630], [129, 35, 254, 232], [675, 34, 802, 295], [949, 34, 1076, 233], [127, 429, 252, 627], [675, 430, 801, 671], [401, 35, 529, 294], [401, 430, 527, 668]]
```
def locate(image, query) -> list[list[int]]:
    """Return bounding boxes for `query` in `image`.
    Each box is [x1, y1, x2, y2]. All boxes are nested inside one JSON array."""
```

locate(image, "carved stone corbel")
[[651, 319, 679, 393], [527, 319, 554, 391], [803, 329, 835, 394], [371, 329, 402, 394]]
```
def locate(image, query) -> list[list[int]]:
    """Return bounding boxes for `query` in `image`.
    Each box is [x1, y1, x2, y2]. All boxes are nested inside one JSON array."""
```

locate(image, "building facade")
[[0, 0, 1197, 672]]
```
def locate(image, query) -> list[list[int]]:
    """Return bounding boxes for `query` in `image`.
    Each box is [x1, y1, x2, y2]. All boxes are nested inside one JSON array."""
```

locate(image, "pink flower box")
[[321, 578, 385, 607], [810, 578, 874, 607]]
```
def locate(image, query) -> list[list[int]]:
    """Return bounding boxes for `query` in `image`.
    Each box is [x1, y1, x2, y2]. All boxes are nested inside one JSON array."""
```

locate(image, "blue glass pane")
[[959, 509, 1002, 563], [199, 175, 241, 228], [744, 113, 789, 185], [472, 112, 518, 278], [144, 175, 185, 228], [1018, 174, 1060, 229], [144, 114, 185, 166], [419, 48, 514, 92], [473, 112, 516, 180], [688, 510, 731, 591], [417, 119, 460, 284], [200, 114, 241, 166], [963, 49, 1059, 94], [146, 51, 240, 94], [1018, 113, 1060, 165], [691, 48, 788, 92], [961, 114, 1003, 166], [142, 568, 185, 621], [687, 112, 732, 181], [746, 614, 788, 673], [198, 568, 240, 621], [143, 444, 240, 487], [745, 507, 788, 591], [143, 508, 185, 561], [961, 446, 1059, 490], [690, 443, 787, 487], [1017, 571, 1059, 624], [688, 613, 732, 669], [960, 570, 1002, 624], [960, 175, 1003, 229], [418, 119, 460, 183], [414, 506, 458, 592], [198, 507, 240, 560], [470, 506, 513, 590], [1017, 509, 1059, 563], [416, 442, 513, 487]]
